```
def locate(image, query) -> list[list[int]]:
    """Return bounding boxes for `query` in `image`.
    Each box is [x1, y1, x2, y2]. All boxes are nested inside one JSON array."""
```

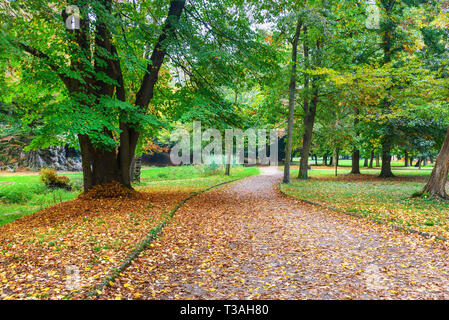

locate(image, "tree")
[[1, 0, 186, 191], [283, 16, 302, 184]]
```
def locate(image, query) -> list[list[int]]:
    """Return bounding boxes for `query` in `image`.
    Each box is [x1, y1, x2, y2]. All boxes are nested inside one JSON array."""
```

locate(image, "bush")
[[40, 168, 72, 190], [202, 162, 222, 176]]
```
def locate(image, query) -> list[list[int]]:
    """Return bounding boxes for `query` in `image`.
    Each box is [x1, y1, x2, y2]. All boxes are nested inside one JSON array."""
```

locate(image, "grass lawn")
[[280, 166, 449, 239], [0, 165, 259, 226]]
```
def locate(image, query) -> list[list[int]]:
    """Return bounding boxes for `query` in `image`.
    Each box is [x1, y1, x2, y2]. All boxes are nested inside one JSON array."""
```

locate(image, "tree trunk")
[[369, 150, 374, 168], [404, 151, 409, 167], [334, 148, 339, 177], [350, 149, 360, 174], [225, 151, 231, 176], [376, 154, 380, 167], [379, 139, 394, 178], [323, 154, 328, 166], [364, 158, 369, 167], [329, 156, 333, 166], [298, 82, 318, 179], [419, 127, 449, 199], [415, 158, 421, 168], [130, 155, 142, 183], [283, 18, 302, 184], [298, 29, 319, 180]]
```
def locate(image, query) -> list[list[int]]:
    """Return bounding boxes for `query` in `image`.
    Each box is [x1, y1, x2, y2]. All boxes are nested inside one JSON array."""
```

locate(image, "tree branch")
[[135, 0, 185, 109]]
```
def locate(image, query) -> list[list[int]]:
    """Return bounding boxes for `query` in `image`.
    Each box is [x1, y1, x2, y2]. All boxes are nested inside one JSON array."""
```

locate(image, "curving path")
[[101, 167, 449, 299]]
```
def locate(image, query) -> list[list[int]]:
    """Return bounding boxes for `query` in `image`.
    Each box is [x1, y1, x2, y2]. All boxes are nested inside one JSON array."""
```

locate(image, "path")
[[101, 167, 449, 299]]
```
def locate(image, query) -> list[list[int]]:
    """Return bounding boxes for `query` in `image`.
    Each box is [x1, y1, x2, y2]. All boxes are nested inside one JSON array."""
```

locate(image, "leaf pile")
[[78, 182, 140, 200], [0, 186, 190, 299]]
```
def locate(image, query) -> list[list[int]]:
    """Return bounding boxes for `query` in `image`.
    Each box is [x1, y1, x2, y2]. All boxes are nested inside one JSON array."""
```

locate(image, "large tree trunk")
[[323, 153, 328, 166], [419, 128, 449, 199], [283, 19, 302, 184], [350, 149, 360, 174], [79, 134, 125, 191], [379, 139, 394, 178]]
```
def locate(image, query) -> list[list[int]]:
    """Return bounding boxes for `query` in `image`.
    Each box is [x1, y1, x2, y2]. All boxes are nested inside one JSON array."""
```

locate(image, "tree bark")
[[404, 151, 409, 167], [379, 138, 394, 178], [418, 127, 449, 199], [334, 148, 339, 177], [283, 18, 302, 184], [376, 154, 380, 167], [415, 158, 421, 168], [369, 150, 374, 168], [350, 149, 360, 174], [225, 151, 231, 176], [298, 76, 319, 179], [298, 30, 317, 180]]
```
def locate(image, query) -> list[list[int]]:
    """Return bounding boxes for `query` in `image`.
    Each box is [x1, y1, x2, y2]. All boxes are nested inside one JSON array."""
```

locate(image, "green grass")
[[0, 174, 83, 225], [280, 166, 449, 239], [138, 166, 259, 190], [0, 165, 259, 226]]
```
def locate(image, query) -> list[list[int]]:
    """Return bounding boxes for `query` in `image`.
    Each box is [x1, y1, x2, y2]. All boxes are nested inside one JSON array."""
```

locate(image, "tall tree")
[[283, 17, 302, 184], [1, 0, 186, 191]]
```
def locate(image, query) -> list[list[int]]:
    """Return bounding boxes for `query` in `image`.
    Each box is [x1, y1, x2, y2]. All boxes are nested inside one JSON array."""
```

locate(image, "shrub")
[[202, 162, 222, 176], [40, 168, 72, 190]]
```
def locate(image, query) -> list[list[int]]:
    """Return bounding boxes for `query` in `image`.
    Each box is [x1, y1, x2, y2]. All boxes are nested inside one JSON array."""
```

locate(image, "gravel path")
[[101, 167, 449, 299]]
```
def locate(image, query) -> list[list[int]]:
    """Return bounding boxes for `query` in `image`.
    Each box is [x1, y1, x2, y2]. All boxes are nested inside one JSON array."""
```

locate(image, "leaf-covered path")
[[101, 167, 449, 299]]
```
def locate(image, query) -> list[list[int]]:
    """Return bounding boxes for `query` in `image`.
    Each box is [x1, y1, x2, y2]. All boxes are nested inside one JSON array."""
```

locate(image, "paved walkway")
[[102, 168, 449, 299]]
